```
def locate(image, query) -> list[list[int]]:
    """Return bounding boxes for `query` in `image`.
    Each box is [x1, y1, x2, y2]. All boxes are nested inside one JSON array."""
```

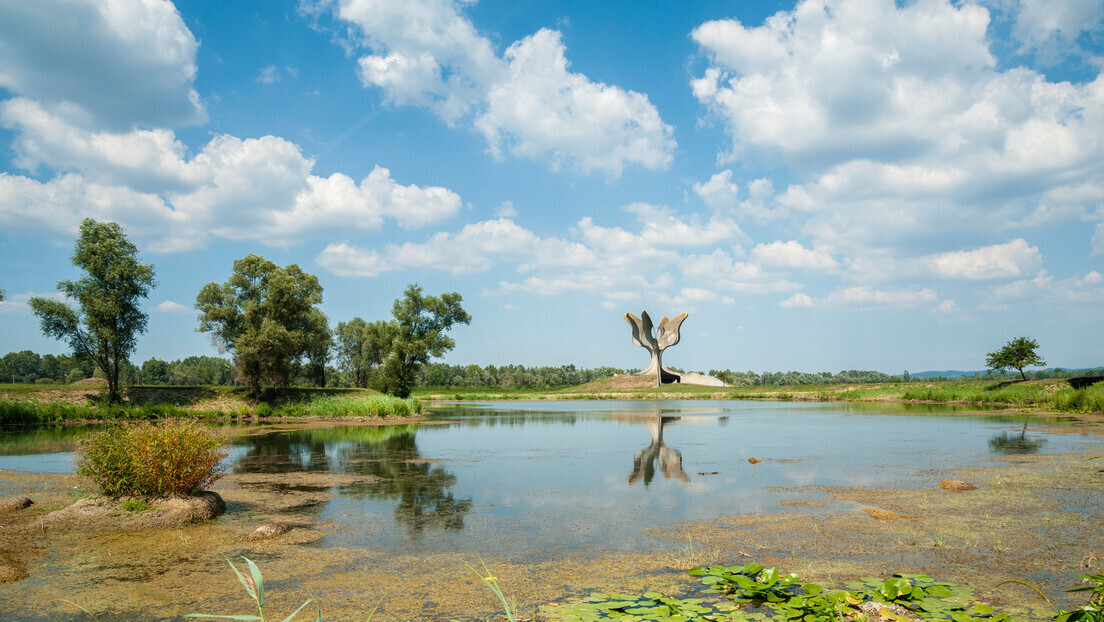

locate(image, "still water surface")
[[1, 400, 1100, 558]]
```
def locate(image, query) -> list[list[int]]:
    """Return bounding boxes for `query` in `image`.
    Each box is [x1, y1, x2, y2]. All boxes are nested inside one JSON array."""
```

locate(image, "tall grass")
[[0, 393, 423, 424]]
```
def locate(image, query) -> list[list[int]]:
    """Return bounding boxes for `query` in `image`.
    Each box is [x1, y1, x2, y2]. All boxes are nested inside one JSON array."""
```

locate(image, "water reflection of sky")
[[2, 400, 1102, 559]]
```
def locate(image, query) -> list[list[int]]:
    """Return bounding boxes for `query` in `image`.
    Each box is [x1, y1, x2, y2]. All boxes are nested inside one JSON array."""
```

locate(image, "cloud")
[[154, 300, 190, 313], [679, 249, 803, 294], [1010, 0, 1104, 64], [690, 0, 1104, 256], [784, 286, 941, 309], [316, 218, 592, 277], [0, 103, 462, 250], [751, 240, 839, 271], [694, 170, 739, 213], [258, 65, 281, 84], [692, 0, 994, 166], [780, 293, 814, 308], [0, 290, 66, 314], [316, 0, 675, 176], [982, 270, 1054, 302], [475, 29, 675, 176], [923, 239, 1042, 279], [1094, 222, 1104, 256], [0, 0, 205, 130]]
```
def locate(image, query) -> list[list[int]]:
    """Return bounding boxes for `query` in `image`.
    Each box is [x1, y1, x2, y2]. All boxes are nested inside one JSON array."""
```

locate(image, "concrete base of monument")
[[631, 369, 729, 387]]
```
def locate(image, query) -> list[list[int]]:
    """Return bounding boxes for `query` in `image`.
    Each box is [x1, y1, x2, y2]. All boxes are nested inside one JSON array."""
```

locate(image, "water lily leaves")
[[544, 563, 1011, 622]]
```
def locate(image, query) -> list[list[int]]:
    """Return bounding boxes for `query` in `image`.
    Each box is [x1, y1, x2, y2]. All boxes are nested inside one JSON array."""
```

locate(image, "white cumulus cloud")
[[0, 0, 205, 131], [923, 239, 1042, 280], [315, 0, 675, 176]]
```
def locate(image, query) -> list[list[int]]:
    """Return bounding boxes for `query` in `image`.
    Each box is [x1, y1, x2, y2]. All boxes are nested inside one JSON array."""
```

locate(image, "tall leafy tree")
[[301, 308, 333, 387], [335, 317, 370, 388], [28, 219, 156, 402], [335, 317, 394, 388], [195, 254, 324, 395], [379, 284, 470, 398], [986, 337, 1046, 381]]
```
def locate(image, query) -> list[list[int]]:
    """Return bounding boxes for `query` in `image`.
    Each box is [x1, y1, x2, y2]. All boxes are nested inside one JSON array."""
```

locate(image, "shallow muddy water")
[[1, 400, 1103, 620]]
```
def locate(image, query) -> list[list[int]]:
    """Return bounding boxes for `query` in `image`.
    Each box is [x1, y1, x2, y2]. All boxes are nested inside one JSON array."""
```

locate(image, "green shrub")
[[75, 421, 229, 497]]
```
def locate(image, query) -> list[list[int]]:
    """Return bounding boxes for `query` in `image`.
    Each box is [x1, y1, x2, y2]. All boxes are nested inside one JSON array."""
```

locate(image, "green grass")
[[415, 378, 1103, 413], [0, 391, 424, 424]]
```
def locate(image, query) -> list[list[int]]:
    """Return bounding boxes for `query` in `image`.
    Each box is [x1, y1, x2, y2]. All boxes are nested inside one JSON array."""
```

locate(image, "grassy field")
[[415, 374, 1104, 414]]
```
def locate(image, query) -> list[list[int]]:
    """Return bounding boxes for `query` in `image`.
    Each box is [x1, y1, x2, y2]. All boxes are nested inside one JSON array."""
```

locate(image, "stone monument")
[[624, 310, 729, 388], [625, 311, 686, 387]]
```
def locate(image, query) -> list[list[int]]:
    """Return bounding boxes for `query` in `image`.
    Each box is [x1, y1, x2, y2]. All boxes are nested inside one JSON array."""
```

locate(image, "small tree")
[[195, 254, 324, 395], [985, 337, 1046, 381], [29, 219, 156, 402], [378, 284, 470, 398]]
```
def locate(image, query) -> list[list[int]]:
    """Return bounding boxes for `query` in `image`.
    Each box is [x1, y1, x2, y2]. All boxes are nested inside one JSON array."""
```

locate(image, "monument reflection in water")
[[627, 415, 690, 486]]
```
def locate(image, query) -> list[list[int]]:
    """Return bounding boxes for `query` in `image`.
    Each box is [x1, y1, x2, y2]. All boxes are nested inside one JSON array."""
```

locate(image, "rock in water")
[[246, 521, 293, 541]]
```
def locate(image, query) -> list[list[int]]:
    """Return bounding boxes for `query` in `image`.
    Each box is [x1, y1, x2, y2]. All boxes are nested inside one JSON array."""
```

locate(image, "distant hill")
[[909, 367, 1104, 378]]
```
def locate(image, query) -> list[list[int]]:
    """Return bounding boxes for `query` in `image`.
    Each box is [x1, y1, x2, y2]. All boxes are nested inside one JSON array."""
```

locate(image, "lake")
[[2, 399, 1100, 561]]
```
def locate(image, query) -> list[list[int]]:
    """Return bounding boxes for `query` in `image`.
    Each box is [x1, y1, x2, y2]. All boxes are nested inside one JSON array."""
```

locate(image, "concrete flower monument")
[[624, 310, 728, 388]]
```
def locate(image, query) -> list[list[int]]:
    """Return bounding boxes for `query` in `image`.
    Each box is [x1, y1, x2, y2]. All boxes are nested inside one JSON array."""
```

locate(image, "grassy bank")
[[2, 376, 1101, 422], [0, 384, 422, 424], [416, 375, 1104, 414]]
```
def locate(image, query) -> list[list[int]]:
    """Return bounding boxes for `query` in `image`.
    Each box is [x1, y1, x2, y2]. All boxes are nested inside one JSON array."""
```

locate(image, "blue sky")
[[1, 0, 1102, 374]]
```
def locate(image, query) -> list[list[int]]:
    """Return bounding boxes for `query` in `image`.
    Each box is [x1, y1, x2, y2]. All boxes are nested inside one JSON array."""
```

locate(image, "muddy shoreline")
[[1, 418, 1102, 621]]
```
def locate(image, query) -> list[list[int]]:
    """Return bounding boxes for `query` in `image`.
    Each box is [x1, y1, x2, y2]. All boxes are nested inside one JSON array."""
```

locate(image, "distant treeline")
[[710, 367, 1102, 386], [414, 363, 627, 388], [0, 351, 236, 386], [708, 369, 897, 386], [3, 349, 1100, 389]]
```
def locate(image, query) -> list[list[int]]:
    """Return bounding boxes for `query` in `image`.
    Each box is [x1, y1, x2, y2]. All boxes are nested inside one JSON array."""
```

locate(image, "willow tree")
[[378, 284, 470, 398], [29, 218, 156, 403], [195, 254, 324, 395]]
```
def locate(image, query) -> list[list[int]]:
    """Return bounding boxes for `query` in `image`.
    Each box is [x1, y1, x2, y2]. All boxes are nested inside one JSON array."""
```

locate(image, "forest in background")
[[2, 349, 1099, 390]]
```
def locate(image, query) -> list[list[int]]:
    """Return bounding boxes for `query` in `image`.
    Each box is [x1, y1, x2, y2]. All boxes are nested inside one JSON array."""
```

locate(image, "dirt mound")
[[0, 497, 33, 512], [72, 377, 109, 386], [938, 479, 977, 491], [569, 374, 655, 392], [43, 491, 225, 530]]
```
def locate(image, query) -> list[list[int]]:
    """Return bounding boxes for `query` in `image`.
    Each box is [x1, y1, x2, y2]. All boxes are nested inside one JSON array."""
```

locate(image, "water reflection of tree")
[[627, 415, 690, 486], [988, 429, 1048, 455], [233, 431, 332, 473], [230, 425, 471, 536], [336, 429, 472, 536]]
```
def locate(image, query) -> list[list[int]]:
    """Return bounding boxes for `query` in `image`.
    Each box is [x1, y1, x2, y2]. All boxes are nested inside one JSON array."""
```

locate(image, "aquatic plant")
[[544, 563, 1016, 622], [75, 420, 228, 496], [466, 558, 518, 622], [186, 556, 315, 622], [1055, 563, 1104, 622]]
